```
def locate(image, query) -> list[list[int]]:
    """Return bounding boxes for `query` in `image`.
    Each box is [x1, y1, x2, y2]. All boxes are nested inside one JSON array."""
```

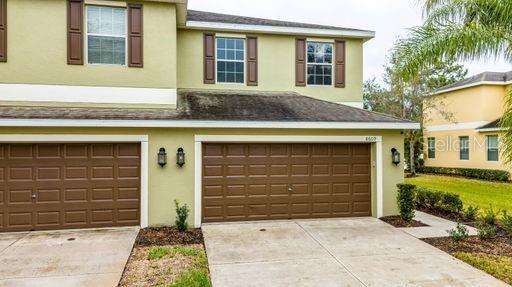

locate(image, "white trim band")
[[434, 80, 512, 95], [335, 101, 364, 109], [193, 135, 384, 227], [0, 119, 420, 130], [0, 134, 150, 228], [185, 21, 375, 39], [0, 84, 177, 105], [425, 121, 490, 132], [477, 127, 507, 133]]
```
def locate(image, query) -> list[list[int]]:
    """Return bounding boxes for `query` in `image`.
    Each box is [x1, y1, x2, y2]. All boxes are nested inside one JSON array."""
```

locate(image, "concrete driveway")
[[0, 227, 138, 287], [203, 218, 508, 287]]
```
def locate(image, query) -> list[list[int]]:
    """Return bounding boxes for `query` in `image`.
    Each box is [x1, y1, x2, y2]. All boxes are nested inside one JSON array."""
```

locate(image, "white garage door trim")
[[194, 135, 384, 227], [0, 134, 149, 228]]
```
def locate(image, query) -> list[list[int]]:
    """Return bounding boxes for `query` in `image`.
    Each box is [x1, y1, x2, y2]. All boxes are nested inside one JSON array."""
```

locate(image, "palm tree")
[[394, 0, 512, 162]]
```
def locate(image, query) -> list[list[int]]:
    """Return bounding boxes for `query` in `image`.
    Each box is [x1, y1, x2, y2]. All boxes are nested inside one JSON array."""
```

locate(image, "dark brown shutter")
[[295, 38, 306, 86], [128, 4, 143, 67], [67, 0, 83, 65], [246, 36, 258, 86], [335, 40, 346, 88], [203, 33, 216, 84], [0, 0, 6, 62]]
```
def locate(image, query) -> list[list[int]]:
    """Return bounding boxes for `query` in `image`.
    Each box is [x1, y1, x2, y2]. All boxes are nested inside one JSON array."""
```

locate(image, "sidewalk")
[[400, 211, 478, 239]]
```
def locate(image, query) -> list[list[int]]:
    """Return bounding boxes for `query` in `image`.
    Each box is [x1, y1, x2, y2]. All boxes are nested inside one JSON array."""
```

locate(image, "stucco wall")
[[177, 29, 364, 103], [425, 85, 506, 126], [424, 129, 510, 172], [0, 0, 177, 89], [0, 127, 404, 226]]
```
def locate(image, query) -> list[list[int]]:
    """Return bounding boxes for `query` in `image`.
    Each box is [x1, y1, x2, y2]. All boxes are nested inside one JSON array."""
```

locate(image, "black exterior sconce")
[[157, 148, 167, 167], [391, 148, 401, 165], [177, 147, 185, 167]]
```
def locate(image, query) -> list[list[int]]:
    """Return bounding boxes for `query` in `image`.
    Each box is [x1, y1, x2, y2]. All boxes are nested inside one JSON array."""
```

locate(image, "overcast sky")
[[188, 0, 512, 82]]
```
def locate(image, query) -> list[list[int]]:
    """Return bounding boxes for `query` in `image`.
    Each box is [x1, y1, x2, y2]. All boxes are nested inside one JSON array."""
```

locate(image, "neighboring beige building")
[[0, 0, 418, 232], [424, 71, 512, 172]]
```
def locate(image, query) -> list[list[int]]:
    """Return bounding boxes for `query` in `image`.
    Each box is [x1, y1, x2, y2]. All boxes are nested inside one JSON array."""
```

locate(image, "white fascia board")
[[425, 121, 490, 132], [0, 84, 177, 105], [477, 128, 507, 133], [0, 119, 420, 130], [433, 81, 511, 95], [184, 21, 375, 39]]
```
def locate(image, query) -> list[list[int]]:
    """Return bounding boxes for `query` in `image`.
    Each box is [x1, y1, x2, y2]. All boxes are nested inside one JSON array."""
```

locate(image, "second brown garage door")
[[0, 143, 141, 232], [202, 143, 371, 223]]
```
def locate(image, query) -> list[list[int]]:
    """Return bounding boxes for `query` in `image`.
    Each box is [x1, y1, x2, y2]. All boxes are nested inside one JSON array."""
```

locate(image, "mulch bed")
[[135, 227, 204, 247], [380, 216, 429, 227], [423, 236, 512, 257]]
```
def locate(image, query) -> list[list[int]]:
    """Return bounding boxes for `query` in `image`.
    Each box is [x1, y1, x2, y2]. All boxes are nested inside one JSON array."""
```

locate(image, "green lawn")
[[405, 174, 512, 213]]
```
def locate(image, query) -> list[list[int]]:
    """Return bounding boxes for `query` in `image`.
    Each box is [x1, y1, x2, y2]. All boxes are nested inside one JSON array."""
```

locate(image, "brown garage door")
[[202, 143, 371, 223], [0, 143, 141, 232]]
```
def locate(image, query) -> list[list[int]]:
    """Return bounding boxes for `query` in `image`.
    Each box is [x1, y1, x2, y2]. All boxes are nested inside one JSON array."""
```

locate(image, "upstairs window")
[[86, 6, 127, 65], [307, 42, 333, 86], [427, 137, 436, 159], [459, 136, 469, 160], [216, 38, 245, 84], [487, 135, 499, 162]]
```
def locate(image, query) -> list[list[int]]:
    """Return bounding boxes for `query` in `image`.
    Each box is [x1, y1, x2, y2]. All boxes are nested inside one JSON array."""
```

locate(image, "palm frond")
[[500, 87, 512, 164]]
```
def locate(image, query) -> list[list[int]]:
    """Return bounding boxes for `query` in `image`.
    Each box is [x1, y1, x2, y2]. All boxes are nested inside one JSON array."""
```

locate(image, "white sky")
[[188, 0, 512, 82]]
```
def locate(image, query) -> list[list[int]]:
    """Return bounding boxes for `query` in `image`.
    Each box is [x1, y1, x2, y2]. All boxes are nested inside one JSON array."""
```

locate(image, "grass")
[[405, 174, 512, 214], [147, 246, 202, 260], [454, 252, 512, 284]]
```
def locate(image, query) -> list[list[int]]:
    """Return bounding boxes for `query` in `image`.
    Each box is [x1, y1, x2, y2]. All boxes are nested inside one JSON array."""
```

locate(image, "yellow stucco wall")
[[0, 127, 404, 226], [425, 85, 506, 125], [424, 129, 510, 172], [177, 29, 364, 103], [0, 0, 177, 89]]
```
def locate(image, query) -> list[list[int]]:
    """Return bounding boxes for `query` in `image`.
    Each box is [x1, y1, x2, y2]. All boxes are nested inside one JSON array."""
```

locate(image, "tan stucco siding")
[[425, 85, 506, 126], [177, 29, 364, 103], [424, 129, 510, 172], [0, 0, 177, 89], [0, 127, 404, 226]]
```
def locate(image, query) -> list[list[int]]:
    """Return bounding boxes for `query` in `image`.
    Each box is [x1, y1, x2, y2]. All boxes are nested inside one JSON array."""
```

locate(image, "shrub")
[[424, 189, 444, 210], [440, 192, 463, 213], [476, 222, 497, 240], [481, 205, 500, 225], [502, 210, 512, 235], [397, 184, 416, 222], [447, 222, 469, 242], [415, 188, 429, 209], [417, 166, 510, 182], [463, 206, 480, 221], [174, 200, 190, 232]]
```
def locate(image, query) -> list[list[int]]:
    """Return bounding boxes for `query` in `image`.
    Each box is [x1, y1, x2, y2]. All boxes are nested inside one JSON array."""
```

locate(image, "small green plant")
[[147, 246, 172, 260], [397, 184, 416, 222], [424, 189, 443, 210], [476, 222, 497, 240], [463, 206, 480, 221], [502, 210, 512, 235], [175, 200, 190, 232], [441, 192, 463, 213], [447, 222, 469, 242], [481, 205, 500, 225]]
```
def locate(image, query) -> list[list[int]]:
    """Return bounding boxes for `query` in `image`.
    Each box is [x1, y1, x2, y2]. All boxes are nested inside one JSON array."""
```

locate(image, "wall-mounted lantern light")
[[391, 148, 401, 165], [177, 147, 186, 167], [157, 148, 167, 167]]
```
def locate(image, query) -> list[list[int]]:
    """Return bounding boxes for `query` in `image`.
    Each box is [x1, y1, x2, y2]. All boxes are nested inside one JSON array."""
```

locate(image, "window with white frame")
[[216, 38, 245, 84], [459, 136, 469, 160], [86, 6, 127, 65], [487, 135, 499, 162], [428, 137, 436, 159], [307, 42, 333, 86]]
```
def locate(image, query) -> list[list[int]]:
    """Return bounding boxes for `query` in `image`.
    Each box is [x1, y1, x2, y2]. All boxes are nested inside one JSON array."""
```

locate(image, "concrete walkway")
[[203, 218, 508, 287], [0, 227, 138, 287], [400, 211, 478, 239]]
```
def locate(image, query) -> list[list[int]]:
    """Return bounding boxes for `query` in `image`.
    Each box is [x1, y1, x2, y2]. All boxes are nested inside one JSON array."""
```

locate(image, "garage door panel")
[[0, 143, 140, 232], [202, 143, 371, 223]]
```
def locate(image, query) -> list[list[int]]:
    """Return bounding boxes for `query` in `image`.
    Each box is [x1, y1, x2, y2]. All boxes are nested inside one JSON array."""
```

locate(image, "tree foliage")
[[394, 0, 512, 163], [364, 52, 466, 172]]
